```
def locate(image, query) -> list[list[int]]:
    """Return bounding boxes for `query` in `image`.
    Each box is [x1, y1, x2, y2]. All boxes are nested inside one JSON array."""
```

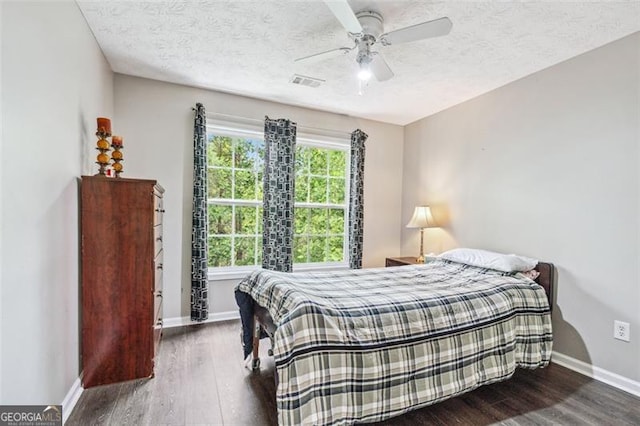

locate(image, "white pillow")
[[439, 248, 538, 273]]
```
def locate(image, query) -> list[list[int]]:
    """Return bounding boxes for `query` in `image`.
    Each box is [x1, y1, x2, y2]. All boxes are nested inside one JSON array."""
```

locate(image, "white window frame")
[[206, 122, 351, 281]]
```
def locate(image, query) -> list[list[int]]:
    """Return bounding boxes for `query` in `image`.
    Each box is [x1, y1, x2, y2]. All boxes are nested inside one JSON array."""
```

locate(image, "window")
[[207, 127, 349, 271], [294, 145, 348, 264]]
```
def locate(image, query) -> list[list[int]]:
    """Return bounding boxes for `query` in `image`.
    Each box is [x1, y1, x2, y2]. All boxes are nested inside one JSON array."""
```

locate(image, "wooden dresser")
[[81, 176, 164, 388]]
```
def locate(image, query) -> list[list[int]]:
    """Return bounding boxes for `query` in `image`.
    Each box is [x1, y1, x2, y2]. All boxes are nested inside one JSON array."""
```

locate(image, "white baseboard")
[[163, 310, 240, 328], [552, 351, 640, 397], [61, 375, 83, 424]]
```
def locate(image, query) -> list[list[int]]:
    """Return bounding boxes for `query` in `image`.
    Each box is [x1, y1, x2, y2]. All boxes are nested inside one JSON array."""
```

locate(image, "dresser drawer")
[[154, 253, 163, 293], [154, 224, 163, 257], [153, 317, 163, 356], [154, 291, 163, 325], [154, 192, 164, 225]]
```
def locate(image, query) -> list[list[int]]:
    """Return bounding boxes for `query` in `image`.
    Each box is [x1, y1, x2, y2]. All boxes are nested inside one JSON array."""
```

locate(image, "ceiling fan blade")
[[381, 17, 452, 46], [370, 54, 394, 81], [295, 47, 352, 63], [323, 0, 362, 34]]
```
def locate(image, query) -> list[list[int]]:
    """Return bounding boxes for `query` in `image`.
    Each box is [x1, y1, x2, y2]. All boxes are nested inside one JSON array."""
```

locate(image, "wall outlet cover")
[[614, 320, 630, 342]]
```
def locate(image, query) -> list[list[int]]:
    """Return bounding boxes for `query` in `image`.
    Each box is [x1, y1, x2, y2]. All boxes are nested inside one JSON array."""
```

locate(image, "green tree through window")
[[207, 132, 348, 268]]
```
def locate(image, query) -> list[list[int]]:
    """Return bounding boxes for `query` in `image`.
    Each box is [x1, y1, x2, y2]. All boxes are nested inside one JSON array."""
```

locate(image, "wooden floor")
[[67, 320, 640, 425]]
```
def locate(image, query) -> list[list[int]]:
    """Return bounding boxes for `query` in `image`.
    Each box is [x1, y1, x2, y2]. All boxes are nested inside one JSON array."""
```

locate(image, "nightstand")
[[385, 256, 422, 267]]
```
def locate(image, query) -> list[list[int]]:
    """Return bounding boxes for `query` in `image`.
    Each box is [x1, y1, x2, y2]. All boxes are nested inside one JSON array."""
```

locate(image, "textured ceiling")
[[78, 1, 640, 125]]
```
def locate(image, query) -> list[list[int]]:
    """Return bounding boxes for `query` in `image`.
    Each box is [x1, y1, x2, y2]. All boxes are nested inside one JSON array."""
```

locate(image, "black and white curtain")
[[191, 103, 209, 321], [262, 117, 297, 272], [349, 129, 367, 269]]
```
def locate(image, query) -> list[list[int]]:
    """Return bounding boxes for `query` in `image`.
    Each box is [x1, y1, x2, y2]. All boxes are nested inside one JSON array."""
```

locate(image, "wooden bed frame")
[[249, 262, 555, 370]]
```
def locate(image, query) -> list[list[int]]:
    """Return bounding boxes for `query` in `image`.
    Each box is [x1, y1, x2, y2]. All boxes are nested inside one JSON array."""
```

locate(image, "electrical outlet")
[[614, 320, 630, 342]]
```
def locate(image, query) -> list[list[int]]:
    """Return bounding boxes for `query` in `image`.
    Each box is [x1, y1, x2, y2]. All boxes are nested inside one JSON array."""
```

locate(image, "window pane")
[[309, 147, 328, 175], [309, 237, 327, 262], [256, 172, 264, 200], [257, 207, 264, 233], [208, 168, 232, 199], [236, 206, 258, 235], [254, 143, 265, 173], [295, 175, 309, 203], [295, 207, 310, 235], [328, 150, 346, 178], [327, 237, 344, 262], [309, 177, 327, 203], [234, 169, 256, 200], [309, 208, 328, 235], [235, 137, 262, 169], [295, 146, 309, 175], [208, 205, 232, 235], [328, 178, 345, 205], [293, 236, 308, 263], [235, 237, 257, 266], [208, 236, 231, 267], [257, 237, 263, 264], [328, 208, 344, 234], [208, 135, 232, 168]]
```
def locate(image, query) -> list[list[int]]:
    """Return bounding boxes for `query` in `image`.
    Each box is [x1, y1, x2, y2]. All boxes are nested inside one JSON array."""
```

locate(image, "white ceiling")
[[78, 1, 640, 125]]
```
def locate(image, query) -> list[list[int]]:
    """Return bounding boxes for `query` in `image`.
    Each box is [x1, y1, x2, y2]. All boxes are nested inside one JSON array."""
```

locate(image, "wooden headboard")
[[534, 262, 555, 311]]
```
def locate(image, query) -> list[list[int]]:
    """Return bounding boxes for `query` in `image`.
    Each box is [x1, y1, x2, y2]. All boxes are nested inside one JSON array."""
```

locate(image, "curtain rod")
[[191, 110, 353, 139]]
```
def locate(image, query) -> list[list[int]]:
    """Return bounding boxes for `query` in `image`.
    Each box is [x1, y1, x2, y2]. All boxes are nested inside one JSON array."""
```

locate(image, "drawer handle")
[[157, 263, 163, 270], [156, 318, 163, 326], [155, 208, 166, 213]]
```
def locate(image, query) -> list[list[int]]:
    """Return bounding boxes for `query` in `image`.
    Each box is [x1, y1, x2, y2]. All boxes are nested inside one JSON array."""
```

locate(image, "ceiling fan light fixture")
[[357, 62, 372, 81]]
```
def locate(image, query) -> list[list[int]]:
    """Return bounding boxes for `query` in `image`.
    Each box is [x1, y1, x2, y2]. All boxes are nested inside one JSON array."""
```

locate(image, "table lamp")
[[406, 206, 437, 263]]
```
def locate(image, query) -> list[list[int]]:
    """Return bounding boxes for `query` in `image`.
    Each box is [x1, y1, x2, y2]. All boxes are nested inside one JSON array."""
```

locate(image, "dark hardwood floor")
[[67, 320, 640, 425]]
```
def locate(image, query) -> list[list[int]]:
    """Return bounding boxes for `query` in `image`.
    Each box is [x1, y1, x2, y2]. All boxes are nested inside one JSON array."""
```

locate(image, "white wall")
[[401, 33, 640, 382], [0, 0, 4, 391], [114, 74, 404, 317], [1, 1, 113, 404]]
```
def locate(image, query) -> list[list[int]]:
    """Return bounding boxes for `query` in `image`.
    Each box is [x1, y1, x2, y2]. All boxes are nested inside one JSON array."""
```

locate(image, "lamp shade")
[[406, 206, 437, 229]]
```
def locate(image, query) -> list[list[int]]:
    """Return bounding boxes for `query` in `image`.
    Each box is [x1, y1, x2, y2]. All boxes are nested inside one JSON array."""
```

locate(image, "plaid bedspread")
[[236, 259, 553, 425]]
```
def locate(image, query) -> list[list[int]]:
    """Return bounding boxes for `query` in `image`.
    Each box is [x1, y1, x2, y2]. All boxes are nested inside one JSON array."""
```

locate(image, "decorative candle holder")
[[111, 135, 124, 178], [95, 131, 111, 176]]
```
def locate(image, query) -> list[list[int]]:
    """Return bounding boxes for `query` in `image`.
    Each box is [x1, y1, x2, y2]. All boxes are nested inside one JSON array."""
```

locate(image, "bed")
[[235, 255, 554, 425]]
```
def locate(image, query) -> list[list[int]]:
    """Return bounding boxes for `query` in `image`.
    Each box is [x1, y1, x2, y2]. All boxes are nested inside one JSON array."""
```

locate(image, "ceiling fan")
[[295, 0, 453, 83]]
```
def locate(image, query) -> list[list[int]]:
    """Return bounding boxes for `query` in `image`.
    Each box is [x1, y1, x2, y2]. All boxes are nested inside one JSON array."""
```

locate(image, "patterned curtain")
[[191, 103, 209, 321], [262, 117, 297, 272], [349, 129, 367, 269]]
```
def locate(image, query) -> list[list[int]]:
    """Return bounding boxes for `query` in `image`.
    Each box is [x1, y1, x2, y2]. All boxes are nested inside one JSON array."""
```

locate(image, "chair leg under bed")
[[251, 315, 274, 371], [252, 317, 261, 370]]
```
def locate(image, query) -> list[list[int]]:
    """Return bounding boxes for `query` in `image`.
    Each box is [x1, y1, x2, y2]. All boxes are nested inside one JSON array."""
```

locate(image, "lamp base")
[[416, 228, 426, 263]]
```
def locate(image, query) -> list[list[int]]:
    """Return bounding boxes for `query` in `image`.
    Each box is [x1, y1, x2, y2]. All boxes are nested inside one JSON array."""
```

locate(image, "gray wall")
[[0, 0, 4, 391], [114, 74, 405, 318], [1, 1, 114, 404], [401, 32, 640, 382]]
